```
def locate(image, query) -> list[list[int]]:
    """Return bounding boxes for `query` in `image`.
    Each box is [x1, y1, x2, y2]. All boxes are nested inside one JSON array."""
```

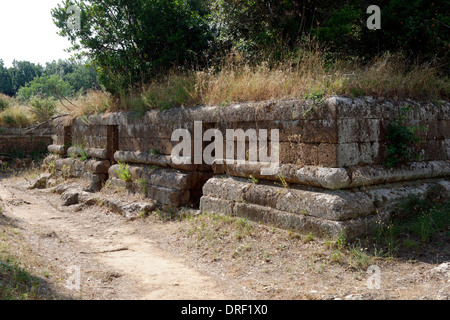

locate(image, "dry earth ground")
[[0, 173, 448, 300]]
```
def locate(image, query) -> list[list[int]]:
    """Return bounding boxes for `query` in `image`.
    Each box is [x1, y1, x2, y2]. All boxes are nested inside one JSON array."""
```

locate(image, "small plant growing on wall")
[[151, 148, 160, 155], [303, 89, 326, 116], [116, 162, 132, 181], [79, 147, 90, 161], [248, 174, 259, 184], [385, 105, 426, 168], [138, 178, 147, 194], [276, 172, 289, 189]]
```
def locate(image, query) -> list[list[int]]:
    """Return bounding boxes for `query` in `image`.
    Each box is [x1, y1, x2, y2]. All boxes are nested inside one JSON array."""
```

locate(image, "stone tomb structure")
[[45, 96, 450, 238], [0, 127, 53, 157]]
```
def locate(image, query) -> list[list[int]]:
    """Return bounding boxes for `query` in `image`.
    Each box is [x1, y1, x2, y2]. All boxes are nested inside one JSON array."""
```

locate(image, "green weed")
[[116, 162, 131, 182]]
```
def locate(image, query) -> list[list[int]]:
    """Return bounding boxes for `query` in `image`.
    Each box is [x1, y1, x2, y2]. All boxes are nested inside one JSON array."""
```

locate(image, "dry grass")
[[197, 50, 330, 105], [0, 96, 35, 128], [99, 50, 448, 114], [66, 90, 112, 118], [200, 52, 448, 104], [336, 54, 450, 99], [0, 91, 112, 128], [3, 50, 448, 122]]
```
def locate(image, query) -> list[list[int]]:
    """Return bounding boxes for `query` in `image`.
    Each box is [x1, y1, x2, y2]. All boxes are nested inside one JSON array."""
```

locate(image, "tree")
[[44, 59, 100, 93], [211, 0, 450, 63], [8, 60, 43, 93], [16, 75, 74, 102], [314, 0, 450, 62], [210, 0, 343, 57], [44, 59, 76, 79], [0, 60, 14, 96], [65, 62, 99, 93], [375, 0, 450, 61], [52, 0, 214, 94]]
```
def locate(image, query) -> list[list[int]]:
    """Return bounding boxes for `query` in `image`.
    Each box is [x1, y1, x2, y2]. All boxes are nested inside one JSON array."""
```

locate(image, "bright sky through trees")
[[0, 0, 71, 67]]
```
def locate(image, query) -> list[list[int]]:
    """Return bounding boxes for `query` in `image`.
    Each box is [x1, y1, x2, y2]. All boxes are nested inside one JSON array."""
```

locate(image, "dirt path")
[[0, 181, 237, 300], [1, 176, 449, 300]]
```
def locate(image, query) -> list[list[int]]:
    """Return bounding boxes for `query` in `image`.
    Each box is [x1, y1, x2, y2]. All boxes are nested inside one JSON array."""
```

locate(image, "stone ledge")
[[47, 144, 66, 155], [114, 150, 202, 171], [200, 176, 450, 238], [200, 195, 392, 239], [217, 160, 450, 190], [67, 96, 450, 125], [202, 177, 375, 221], [67, 147, 108, 159], [108, 164, 195, 191], [108, 176, 191, 207]]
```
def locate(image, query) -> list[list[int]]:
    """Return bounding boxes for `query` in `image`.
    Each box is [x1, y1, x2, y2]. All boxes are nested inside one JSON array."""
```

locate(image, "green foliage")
[[248, 174, 259, 184], [312, 3, 364, 56], [0, 258, 42, 300], [28, 97, 57, 121], [152, 207, 180, 222], [377, 0, 450, 62], [373, 185, 450, 254], [0, 162, 12, 173], [43, 59, 75, 78], [304, 89, 326, 116], [212, 0, 450, 64], [116, 162, 131, 182], [277, 173, 289, 189], [2, 114, 16, 126], [78, 147, 89, 161], [314, 4, 362, 42], [52, 0, 214, 95], [44, 59, 99, 94], [65, 63, 99, 93], [140, 75, 198, 111], [17, 75, 74, 102], [211, 0, 309, 58], [137, 178, 148, 194], [385, 105, 425, 168], [1, 58, 99, 98], [8, 60, 43, 93], [0, 60, 14, 96], [336, 231, 347, 250]]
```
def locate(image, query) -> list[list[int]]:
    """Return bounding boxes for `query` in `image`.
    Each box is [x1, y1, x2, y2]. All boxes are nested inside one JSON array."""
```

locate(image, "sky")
[[0, 0, 73, 67]]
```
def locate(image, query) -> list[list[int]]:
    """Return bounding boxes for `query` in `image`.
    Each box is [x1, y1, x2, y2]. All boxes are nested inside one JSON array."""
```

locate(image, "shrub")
[[385, 105, 425, 167], [29, 97, 57, 121], [0, 104, 34, 128], [17, 75, 74, 102], [0, 94, 10, 110]]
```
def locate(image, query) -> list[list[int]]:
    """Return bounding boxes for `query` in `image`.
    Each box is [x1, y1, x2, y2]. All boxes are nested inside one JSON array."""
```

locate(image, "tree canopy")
[[210, 0, 449, 60], [0, 60, 14, 96], [52, 0, 214, 94], [0, 59, 99, 99]]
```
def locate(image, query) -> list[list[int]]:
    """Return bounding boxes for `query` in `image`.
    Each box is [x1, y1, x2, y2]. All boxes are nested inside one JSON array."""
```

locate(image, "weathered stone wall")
[[200, 176, 450, 239], [45, 96, 450, 238], [48, 97, 450, 166], [0, 127, 53, 157]]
